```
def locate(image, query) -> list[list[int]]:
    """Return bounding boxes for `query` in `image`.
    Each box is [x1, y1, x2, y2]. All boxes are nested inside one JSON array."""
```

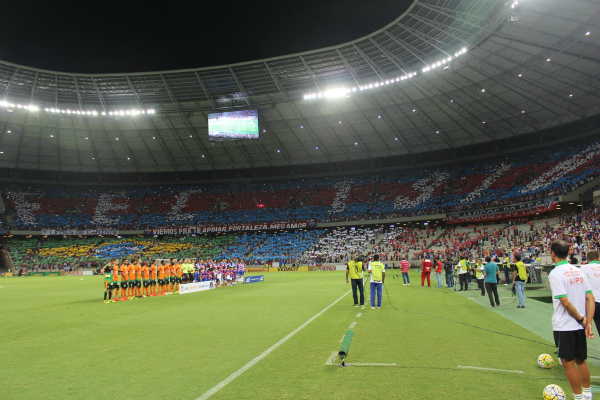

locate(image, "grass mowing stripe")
[[196, 289, 351, 400]]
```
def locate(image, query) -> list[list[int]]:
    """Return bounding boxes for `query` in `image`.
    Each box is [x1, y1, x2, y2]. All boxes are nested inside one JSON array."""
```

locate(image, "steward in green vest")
[[368, 254, 386, 309], [346, 255, 365, 307], [513, 254, 528, 308]]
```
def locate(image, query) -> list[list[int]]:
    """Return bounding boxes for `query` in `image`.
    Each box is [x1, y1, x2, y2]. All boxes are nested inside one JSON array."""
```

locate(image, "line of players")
[[100, 258, 246, 303]]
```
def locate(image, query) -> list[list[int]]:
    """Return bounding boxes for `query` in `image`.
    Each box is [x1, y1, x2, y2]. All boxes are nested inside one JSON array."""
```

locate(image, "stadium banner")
[[269, 266, 308, 272], [244, 275, 264, 284], [29, 272, 48, 276], [4, 272, 13, 277], [83, 271, 94, 276], [144, 222, 314, 235], [446, 197, 559, 224], [318, 266, 337, 271], [247, 267, 268, 273], [336, 265, 347, 271], [41, 228, 119, 236], [179, 281, 214, 295]]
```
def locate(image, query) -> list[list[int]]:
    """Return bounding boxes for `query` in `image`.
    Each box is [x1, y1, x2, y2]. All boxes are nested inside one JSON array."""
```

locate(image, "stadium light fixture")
[[569, 94, 574, 97], [586, 31, 591, 36], [547, 58, 551, 62], [6, 130, 10, 133], [518, 73, 522, 77]]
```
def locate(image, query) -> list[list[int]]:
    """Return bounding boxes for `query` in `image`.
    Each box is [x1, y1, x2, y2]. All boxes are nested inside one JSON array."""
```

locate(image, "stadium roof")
[[0, 0, 599, 175]]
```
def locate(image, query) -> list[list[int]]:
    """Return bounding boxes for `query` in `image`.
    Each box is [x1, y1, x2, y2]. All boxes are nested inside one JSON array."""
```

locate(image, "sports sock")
[[108, 291, 112, 300], [575, 393, 584, 400], [104, 291, 107, 301], [583, 387, 592, 396]]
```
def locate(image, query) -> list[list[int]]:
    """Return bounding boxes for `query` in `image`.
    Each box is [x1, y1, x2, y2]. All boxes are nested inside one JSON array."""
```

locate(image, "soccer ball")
[[538, 354, 554, 369], [543, 384, 566, 400]]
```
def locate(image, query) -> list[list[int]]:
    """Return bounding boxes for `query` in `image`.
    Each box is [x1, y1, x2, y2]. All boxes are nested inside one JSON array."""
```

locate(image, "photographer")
[[346, 254, 365, 307]]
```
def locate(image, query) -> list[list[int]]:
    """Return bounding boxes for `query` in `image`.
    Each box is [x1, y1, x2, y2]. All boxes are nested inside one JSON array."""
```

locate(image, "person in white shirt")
[[549, 240, 595, 400], [581, 250, 600, 336]]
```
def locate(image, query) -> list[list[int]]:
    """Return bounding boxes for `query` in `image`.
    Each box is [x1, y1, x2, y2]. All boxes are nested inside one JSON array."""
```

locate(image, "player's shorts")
[[151, 279, 157, 286], [143, 280, 150, 287], [121, 281, 128, 289], [136, 279, 141, 288], [177, 277, 182, 283], [171, 277, 177, 283], [129, 281, 136, 288], [554, 330, 587, 361]]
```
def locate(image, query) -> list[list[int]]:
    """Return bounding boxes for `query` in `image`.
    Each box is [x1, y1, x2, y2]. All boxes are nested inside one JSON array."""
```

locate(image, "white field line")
[[347, 363, 397, 366], [196, 290, 350, 400], [340, 334, 345, 343], [349, 321, 357, 329], [325, 351, 338, 365], [591, 376, 600, 379], [356, 313, 362, 318], [457, 365, 523, 374]]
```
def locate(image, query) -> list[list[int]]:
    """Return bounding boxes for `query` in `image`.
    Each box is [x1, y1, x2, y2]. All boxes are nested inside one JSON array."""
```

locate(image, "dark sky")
[[0, 0, 413, 74]]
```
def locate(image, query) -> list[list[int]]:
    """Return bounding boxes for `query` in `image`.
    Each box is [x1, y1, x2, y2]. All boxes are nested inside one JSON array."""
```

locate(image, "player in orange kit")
[[142, 261, 151, 297], [134, 258, 143, 298], [118, 259, 128, 300], [149, 261, 158, 296], [174, 260, 183, 293], [157, 261, 166, 295]]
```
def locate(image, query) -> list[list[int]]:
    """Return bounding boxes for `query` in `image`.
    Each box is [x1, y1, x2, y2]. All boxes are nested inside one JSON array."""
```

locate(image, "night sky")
[[0, 0, 413, 74]]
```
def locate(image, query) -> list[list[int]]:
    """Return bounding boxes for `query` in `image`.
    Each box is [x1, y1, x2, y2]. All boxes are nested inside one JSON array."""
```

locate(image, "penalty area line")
[[196, 290, 351, 400], [457, 365, 523, 374]]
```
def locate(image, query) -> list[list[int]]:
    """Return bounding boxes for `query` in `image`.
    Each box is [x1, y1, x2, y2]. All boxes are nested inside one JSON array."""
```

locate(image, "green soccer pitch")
[[2, 271, 598, 399], [209, 118, 258, 137]]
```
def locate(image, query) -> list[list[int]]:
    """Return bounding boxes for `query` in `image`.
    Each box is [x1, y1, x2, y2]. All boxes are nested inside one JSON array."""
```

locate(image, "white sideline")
[[356, 313, 362, 318], [196, 290, 350, 400], [457, 365, 523, 374], [349, 321, 357, 329], [325, 351, 339, 365]]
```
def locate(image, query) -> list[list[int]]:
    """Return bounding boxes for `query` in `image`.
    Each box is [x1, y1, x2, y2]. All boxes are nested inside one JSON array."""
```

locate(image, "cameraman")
[[346, 254, 365, 307]]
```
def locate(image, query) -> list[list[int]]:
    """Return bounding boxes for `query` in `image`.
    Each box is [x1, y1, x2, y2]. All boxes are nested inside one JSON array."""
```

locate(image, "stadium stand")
[[5, 206, 600, 273], [4, 141, 600, 230]]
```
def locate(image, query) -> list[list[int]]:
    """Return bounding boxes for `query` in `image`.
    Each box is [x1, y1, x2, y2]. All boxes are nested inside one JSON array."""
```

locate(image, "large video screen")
[[208, 109, 259, 141]]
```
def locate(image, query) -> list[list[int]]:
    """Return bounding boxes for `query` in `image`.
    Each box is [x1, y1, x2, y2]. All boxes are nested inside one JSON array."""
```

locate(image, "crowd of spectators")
[[6, 205, 600, 273], [4, 140, 600, 231]]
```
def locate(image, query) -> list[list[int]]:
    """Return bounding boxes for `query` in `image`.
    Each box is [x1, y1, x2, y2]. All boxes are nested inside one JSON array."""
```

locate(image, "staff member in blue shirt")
[[483, 256, 501, 308]]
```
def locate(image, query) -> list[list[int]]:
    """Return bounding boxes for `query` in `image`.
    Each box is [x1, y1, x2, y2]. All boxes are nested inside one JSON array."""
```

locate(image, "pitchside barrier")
[[244, 275, 264, 284], [179, 281, 214, 295]]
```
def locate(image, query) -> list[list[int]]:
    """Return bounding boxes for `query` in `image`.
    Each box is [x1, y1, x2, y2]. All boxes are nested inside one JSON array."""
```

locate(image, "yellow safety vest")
[[515, 261, 528, 281], [348, 260, 363, 280], [370, 261, 385, 282]]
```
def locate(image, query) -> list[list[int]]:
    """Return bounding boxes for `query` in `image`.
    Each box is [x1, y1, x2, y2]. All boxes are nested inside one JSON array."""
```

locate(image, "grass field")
[[2, 270, 599, 399], [208, 117, 258, 137]]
